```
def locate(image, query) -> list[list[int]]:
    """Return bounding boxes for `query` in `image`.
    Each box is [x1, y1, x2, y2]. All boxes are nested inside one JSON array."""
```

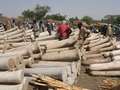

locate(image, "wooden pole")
[[89, 61, 120, 71], [24, 67, 69, 81], [82, 57, 111, 65], [99, 45, 116, 52], [0, 77, 28, 90], [38, 37, 76, 49], [31, 74, 86, 90], [102, 50, 120, 57], [90, 71, 120, 76], [0, 70, 24, 84], [88, 37, 110, 48], [90, 42, 112, 51], [41, 49, 79, 61], [0, 56, 18, 70]]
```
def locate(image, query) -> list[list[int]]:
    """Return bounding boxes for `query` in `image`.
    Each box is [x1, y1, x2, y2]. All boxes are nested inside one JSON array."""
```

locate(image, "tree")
[[22, 5, 50, 21], [34, 4, 50, 20], [22, 9, 34, 20], [45, 13, 66, 21], [102, 15, 120, 25], [69, 16, 79, 23], [81, 16, 93, 24], [114, 16, 120, 25]]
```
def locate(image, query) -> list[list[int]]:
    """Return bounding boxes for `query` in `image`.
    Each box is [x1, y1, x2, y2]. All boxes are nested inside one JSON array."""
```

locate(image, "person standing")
[[99, 24, 108, 36], [32, 19, 39, 39], [77, 22, 90, 48], [11, 18, 16, 28], [57, 21, 72, 40], [46, 21, 53, 35], [107, 24, 113, 38], [78, 22, 89, 41], [38, 20, 43, 32]]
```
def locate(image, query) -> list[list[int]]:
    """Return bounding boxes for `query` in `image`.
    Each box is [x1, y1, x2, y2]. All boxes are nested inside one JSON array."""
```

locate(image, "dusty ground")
[[75, 66, 120, 90], [28, 65, 120, 90]]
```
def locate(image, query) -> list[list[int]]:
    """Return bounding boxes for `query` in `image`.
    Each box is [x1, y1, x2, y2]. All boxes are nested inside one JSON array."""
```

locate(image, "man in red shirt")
[[57, 21, 72, 40]]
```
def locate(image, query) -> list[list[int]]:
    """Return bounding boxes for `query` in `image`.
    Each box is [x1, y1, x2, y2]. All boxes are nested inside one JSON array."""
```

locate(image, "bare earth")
[[28, 66, 120, 90], [75, 66, 120, 90]]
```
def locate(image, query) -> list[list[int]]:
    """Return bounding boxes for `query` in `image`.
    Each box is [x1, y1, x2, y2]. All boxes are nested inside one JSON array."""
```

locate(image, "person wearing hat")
[[57, 20, 72, 40]]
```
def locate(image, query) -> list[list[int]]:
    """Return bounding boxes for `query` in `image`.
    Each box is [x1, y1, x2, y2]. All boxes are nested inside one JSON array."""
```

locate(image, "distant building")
[[104, 15, 120, 19], [103, 15, 120, 24]]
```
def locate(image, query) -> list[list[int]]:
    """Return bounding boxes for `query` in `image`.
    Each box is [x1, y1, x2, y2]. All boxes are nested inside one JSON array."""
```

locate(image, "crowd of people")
[[90, 23, 113, 38], [0, 17, 114, 42], [30, 19, 73, 40], [31, 19, 91, 41]]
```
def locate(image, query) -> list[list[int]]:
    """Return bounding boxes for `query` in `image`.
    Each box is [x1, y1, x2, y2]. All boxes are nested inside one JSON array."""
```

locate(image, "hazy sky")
[[0, 0, 119, 19]]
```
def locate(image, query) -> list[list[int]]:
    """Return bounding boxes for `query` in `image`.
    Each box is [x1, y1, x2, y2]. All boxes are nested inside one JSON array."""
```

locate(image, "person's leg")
[[49, 29, 52, 35], [42, 26, 44, 32], [47, 29, 51, 35], [48, 29, 52, 35]]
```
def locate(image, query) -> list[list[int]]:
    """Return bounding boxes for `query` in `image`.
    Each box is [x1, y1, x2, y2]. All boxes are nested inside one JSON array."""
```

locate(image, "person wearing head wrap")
[[78, 22, 90, 41], [57, 20, 72, 40]]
